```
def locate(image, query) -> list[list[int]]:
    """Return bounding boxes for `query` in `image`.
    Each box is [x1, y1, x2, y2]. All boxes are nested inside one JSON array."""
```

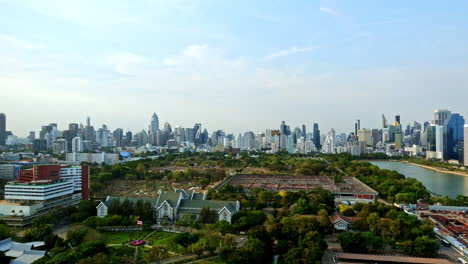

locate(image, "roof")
[[156, 192, 182, 208], [331, 212, 360, 224], [192, 193, 205, 200], [5, 242, 33, 257], [336, 253, 451, 264], [102, 196, 159, 208], [179, 200, 237, 213], [10, 250, 46, 264]]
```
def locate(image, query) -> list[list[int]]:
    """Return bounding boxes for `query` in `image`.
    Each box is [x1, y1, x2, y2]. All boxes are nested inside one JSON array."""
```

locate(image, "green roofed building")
[[96, 189, 240, 224]]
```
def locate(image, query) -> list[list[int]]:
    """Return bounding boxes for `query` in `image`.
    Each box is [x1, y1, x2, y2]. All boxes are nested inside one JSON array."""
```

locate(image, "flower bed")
[[130, 240, 145, 246]]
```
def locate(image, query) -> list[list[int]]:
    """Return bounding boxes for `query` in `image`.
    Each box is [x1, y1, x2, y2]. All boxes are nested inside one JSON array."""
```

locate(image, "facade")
[[71, 137, 83, 152], [434, 109, 451, 126], [323, 128, 336, 154]]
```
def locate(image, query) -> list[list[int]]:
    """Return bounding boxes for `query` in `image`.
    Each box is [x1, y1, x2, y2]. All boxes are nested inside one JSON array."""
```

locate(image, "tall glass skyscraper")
[[0, 113, 5, 146], [443, 113, 465, 161]]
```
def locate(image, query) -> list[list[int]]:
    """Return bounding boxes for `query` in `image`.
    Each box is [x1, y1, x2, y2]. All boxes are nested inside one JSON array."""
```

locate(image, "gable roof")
[[156, 191, 181, 208], [331, 212, 360, 224], [192, 193, 205, 200]]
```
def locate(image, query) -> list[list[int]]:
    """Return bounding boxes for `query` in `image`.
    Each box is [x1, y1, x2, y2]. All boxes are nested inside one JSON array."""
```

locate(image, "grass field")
[[103, 231, 151, 245]]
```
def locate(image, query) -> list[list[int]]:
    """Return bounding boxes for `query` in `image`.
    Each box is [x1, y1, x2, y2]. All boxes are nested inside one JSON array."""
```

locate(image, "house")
[[331, 212, 359, 231], [155, 189, 240, 224], [96, 189, 240, 224], [96, 196, 158, 218]]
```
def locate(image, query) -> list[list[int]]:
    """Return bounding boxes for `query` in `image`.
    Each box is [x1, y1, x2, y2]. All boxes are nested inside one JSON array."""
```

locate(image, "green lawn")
[[103, 231, 151, 245]]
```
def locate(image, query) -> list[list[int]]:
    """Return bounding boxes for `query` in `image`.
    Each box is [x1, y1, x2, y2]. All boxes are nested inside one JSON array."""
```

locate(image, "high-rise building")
[[72, 137, 83, 152], [113, 129, 124, 147], [443, 113, 465, 161], [0, 113, 5, 146], [358, 129, 372, 147], [464, 125, 468, 166], [434, 109, 451, 126], [150, 113, 159, 134], [382, 114, 388, 128], [313, 123, 321, 150], [323, 128, 336, 154], [395, 115, 401, 126], [125, 131, 132, 146]]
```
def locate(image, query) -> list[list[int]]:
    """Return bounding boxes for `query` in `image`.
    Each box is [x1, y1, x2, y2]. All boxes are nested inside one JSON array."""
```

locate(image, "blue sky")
[[1, 0, 468, 136]]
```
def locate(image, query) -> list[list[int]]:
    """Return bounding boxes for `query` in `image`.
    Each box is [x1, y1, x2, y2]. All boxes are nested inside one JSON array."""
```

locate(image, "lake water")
[[370, 161, 468, 198]]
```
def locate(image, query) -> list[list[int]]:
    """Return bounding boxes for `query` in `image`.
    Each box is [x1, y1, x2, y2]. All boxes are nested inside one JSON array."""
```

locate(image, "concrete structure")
[[71, 137, 82, 153], [5, 180, 74, 201], [465, 125, 468, 166], [66, 152, 119, 165]]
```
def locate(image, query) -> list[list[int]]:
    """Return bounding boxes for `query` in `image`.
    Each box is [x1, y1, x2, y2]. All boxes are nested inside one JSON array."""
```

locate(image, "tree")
[[77, 241, 107, 260], [192, 239, 207, 258], [200, 207, 217, 224], [412, 236, 439, 257], [145, 245, 169, 264], [136, 164, 146, 179], [173, 233, 200, 249]]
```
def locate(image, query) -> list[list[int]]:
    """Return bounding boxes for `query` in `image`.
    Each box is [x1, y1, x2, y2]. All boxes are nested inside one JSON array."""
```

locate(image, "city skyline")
[[2, 1, 468, 136], [2, 109, 468, 138]]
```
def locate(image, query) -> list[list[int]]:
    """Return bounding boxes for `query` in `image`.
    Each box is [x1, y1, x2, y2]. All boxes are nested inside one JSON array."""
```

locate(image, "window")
[[223, 212, 227, 221]]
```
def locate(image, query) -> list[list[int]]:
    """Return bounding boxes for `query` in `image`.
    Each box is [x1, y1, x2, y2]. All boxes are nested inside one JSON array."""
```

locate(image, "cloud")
[[104, 52, 147, 75], [319, 6, 339, 17], [0, 34, 45, 50], [265, 46, 318, 60]]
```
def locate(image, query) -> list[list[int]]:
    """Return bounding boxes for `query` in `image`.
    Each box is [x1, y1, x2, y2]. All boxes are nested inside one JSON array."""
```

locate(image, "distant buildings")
[[65, 152, 119, 165]]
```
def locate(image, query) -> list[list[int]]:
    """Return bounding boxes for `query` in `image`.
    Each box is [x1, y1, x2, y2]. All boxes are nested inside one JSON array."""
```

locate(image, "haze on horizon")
[[1, 0, 467, 137]]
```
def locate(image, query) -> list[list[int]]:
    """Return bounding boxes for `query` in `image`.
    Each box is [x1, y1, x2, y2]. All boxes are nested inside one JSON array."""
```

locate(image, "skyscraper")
[[150, 113, 159, 134], [72, 137, 83, 152], [323, 128, 336, 154], [434, 109, 451, 126], [0, 113, 5, 146], [443, 113, 465, 161], [313, 123, 321, 150], [382, 114, 388, 128]]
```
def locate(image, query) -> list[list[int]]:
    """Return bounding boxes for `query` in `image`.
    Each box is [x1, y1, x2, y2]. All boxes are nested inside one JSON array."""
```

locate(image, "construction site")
[[218, 174, 378, 202]]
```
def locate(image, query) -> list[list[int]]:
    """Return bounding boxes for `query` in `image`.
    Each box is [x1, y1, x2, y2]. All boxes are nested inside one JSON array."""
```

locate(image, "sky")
[[1, 0, 468, 137]]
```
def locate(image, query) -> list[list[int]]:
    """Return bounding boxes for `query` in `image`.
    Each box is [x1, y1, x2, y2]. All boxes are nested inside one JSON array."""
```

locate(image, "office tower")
[[301, 124, 306, 138], [443, 113, 465, 161], [113, 129, 124, 147], [185, 128, 195, 143], [371, 129, 380, 147], [150, 113, 159, 134], [163, 122, 172, 133], [286, 135, 295, 153], [358, 129, 372, 147], [280, 121, 287, 135], [357, 120, 361, 130], [0, 113, 5, 146], [33, 139, 47, 151], [69, 123, 79, 134], [72, 137, 83, 152], [413, 121, 422, 130], [84, 117, 95, 143], [96, 125, 110, 147], [28, 131, 35, 141], [434, 109, 451, 126], [323, 128, 336, 154], [194, 123, 202, 144], [395, 115, 401, 126], [464, 125, 468, 166], [53, 139, 68, 154], [382, 114, 388, 128], [125, 131, 132, 145], [426, 125, 443, 159], [354, 122, 358, 136], [313, 123, 321, 150]]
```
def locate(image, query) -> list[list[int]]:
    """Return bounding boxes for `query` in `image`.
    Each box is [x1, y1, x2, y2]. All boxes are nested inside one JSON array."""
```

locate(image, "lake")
[[370, 161, 468, 198]]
